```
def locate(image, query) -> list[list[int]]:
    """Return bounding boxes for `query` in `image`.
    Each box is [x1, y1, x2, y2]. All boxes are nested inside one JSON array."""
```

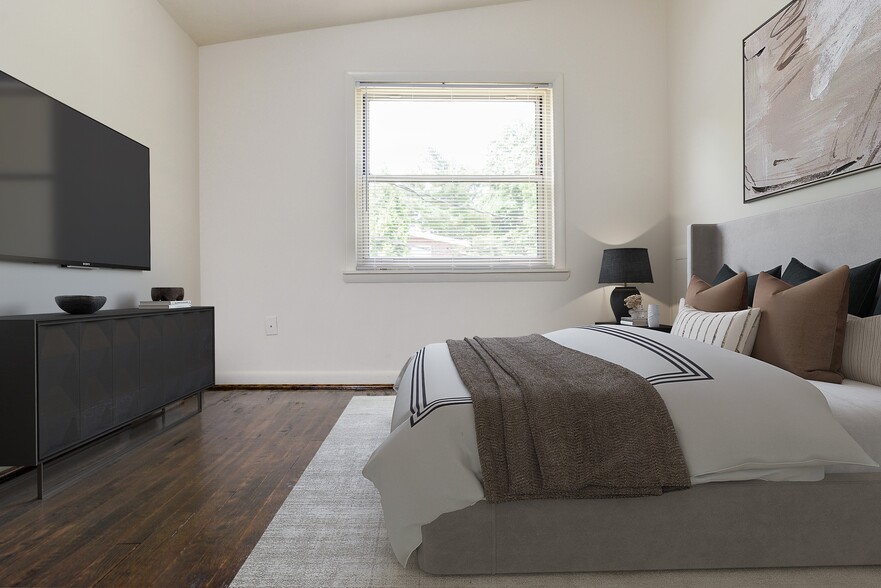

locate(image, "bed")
[[363, 187, 881, 574]]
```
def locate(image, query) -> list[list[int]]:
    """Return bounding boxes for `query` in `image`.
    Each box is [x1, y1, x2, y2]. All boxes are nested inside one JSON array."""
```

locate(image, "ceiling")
[[157, 0, 526, 46]]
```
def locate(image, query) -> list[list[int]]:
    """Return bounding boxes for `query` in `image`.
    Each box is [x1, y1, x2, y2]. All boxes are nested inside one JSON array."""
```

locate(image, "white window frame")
[[344, 72, 567, 283]]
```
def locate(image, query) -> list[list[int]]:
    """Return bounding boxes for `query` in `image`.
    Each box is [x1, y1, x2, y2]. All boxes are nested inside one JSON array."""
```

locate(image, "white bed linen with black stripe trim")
[[363, 326, 877, 567]]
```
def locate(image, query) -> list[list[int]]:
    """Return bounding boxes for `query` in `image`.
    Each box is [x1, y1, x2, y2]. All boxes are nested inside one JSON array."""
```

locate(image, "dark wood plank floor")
[[0, 389, 358, 587]]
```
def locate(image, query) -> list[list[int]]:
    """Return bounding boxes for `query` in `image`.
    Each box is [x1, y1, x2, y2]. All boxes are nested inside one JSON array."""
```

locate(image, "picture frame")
[[743, 0, 881, 202]]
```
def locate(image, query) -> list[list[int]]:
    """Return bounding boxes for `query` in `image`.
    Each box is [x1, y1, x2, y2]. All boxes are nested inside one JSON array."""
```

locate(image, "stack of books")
[[139, 300, 192, 310], [620, 316, 648, 327]]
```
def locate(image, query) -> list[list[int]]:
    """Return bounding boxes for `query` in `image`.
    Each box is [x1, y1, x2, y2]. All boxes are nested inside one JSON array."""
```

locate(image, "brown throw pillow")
[[685, 272, 748, 312], [751, 267, 850, 383]]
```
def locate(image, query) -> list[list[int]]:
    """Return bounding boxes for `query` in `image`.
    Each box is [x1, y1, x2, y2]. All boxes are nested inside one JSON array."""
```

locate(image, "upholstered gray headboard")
[[688, 187, 881, 283]]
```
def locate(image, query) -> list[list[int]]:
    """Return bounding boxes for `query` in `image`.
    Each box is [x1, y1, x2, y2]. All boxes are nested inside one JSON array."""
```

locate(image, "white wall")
[[200, 0, 671, 384], [0, 0, 200, 315], [668, 0, 881, 294]]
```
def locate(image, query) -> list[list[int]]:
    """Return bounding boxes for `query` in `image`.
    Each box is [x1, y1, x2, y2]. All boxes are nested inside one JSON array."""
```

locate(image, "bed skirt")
[[416, 473, 881, 574]]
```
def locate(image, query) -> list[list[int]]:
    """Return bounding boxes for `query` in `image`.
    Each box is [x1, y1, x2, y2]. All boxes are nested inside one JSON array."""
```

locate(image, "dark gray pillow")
[[780, 257, 822, 285], [712, 264, 782, 307], [782, 257, 881, 317]]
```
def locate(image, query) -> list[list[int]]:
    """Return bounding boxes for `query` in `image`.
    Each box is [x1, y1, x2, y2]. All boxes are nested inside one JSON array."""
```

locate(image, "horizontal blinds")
[[355, 83, 554, 271]]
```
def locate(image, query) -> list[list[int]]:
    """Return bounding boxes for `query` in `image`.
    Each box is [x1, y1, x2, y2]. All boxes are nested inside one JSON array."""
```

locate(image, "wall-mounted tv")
[[0, 69, 150, 270]]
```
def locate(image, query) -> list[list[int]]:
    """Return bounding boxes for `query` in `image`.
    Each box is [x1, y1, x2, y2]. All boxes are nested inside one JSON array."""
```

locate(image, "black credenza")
[[0, 307, 215, 497]]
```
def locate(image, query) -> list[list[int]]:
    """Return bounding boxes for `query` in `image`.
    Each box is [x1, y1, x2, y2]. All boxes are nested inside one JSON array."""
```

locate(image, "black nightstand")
[[594, 321, 673, 333]]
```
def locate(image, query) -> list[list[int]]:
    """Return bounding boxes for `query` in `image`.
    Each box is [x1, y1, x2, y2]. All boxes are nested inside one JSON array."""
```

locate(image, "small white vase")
[[647, 304, 660, 328]]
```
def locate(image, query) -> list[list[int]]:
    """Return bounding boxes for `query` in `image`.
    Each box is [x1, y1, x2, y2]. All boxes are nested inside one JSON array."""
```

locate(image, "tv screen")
[[0, 69, 150, 270]]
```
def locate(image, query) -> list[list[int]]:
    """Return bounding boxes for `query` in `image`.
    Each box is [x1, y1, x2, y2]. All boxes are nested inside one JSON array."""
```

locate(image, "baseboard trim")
[[210, 384, 394, 392], [215, 370, 398, 386]]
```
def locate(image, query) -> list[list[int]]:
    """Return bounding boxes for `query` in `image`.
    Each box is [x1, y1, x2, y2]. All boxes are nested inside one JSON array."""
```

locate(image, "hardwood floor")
[[0, 389, 359, 587]]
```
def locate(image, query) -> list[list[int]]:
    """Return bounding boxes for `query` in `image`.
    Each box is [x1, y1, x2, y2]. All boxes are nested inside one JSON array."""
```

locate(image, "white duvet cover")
[[362, 326, 878, 566], [813, 378, 881, 473]]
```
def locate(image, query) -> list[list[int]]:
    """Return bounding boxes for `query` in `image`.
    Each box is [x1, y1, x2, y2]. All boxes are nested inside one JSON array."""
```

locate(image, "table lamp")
[[598, 248, 654, 323]]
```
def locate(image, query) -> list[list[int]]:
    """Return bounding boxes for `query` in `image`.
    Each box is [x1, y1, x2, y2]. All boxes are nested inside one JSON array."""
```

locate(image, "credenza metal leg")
[[37, 462, 44, 500]]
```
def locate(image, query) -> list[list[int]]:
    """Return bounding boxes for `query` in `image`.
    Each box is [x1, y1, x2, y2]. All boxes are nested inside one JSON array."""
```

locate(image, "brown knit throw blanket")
[[446, 334, 691, 503]]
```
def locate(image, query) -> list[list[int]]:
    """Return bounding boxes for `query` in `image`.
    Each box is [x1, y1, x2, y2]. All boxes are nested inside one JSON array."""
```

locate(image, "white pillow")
[[842, 314, 881, 386], [671, 304, 762, 355]]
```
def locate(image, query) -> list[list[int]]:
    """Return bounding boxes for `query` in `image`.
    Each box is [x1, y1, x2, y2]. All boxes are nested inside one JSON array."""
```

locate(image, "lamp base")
[[610, 286, 640, 323]]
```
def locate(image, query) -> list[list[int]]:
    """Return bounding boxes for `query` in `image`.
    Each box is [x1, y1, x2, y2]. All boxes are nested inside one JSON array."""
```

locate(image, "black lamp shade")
[[598, 248, 654, 285], [599, 248, 654, 323]]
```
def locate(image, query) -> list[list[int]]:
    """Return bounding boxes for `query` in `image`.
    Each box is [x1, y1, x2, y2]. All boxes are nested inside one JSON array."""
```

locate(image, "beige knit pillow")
[[842, 314, 881, 386]]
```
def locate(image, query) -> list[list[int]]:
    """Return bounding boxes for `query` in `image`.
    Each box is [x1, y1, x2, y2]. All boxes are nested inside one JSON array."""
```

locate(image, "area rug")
[[232, 396, 881, 587]]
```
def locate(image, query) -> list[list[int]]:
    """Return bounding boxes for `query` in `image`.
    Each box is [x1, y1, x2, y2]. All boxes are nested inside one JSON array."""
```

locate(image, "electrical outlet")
[[265, 315, 278, 336]]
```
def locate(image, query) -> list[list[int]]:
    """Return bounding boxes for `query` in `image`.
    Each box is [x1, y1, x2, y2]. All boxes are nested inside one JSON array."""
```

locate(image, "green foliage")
[[367, 120, 545, 261]]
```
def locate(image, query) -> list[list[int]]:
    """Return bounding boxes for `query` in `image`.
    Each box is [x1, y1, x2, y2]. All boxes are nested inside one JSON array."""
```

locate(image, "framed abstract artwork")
[[743, 0, 881, 202]]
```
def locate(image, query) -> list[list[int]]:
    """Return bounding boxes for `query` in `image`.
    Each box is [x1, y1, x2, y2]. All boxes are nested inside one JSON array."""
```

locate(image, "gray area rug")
[[232, 396, 881, 587]]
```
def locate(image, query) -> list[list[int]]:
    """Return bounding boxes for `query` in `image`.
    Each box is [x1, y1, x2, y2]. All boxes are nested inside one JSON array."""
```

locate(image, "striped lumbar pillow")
[[842, 314, 881, 386], [672, 304, 762, 355]]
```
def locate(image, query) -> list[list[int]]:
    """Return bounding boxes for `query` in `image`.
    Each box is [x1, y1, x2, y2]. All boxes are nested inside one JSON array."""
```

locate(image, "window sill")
[[342, 268, 570, 283]]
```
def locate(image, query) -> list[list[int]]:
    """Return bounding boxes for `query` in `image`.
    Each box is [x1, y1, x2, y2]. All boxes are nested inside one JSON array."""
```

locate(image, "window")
[[352, 81, 560, 275]]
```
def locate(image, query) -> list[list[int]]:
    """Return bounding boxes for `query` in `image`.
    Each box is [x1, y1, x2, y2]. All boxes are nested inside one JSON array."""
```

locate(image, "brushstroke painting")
[[744, 0, 881, 201]]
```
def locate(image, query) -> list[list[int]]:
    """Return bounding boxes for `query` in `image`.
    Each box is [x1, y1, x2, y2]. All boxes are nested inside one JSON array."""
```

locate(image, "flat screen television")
[[0, 69, 150, 270]]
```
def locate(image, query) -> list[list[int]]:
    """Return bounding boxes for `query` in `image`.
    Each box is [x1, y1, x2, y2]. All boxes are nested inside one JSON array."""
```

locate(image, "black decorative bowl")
[[151, 287, 185, 301], [55, 295, 107, 315]]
